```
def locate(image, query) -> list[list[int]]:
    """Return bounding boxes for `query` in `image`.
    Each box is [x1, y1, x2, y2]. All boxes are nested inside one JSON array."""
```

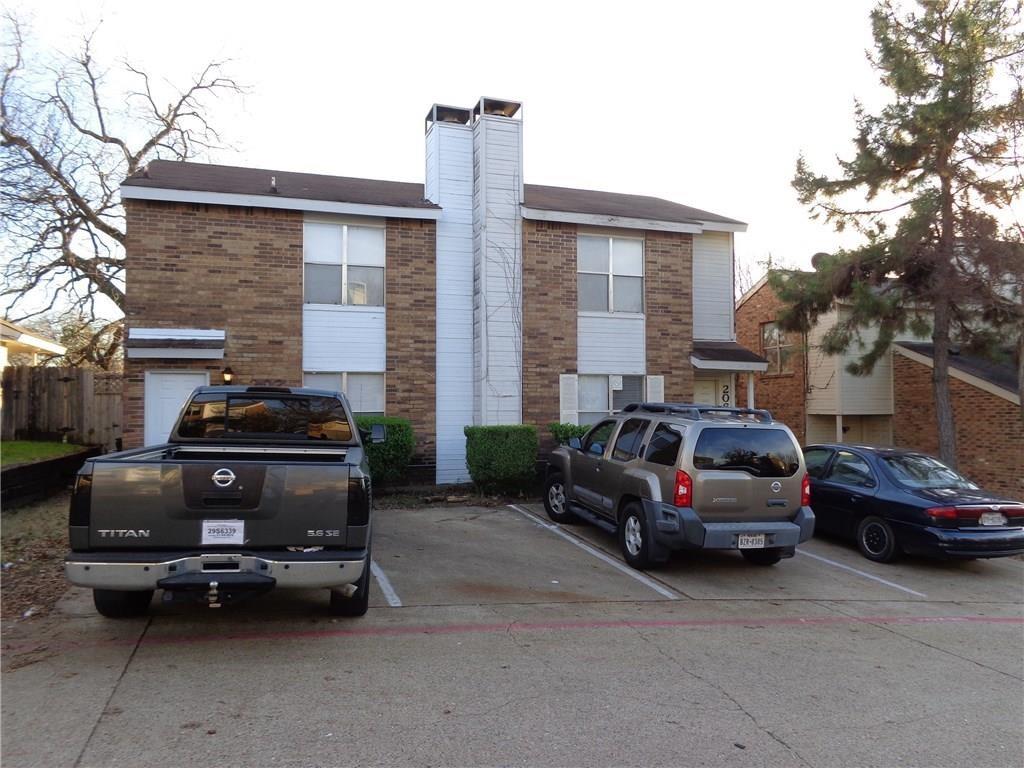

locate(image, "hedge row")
[[355, 416, 415, 485], [548, 422, 589, 444], [464, 425, 538, 492]]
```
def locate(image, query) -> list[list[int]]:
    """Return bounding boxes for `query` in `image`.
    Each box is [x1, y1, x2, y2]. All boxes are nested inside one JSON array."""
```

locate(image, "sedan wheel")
[[856, 516, 899, 563]]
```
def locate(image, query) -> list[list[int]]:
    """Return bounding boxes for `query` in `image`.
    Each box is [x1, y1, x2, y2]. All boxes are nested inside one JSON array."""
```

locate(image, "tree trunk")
[[1017, 329, 1024, 426], [931, 293, 958, 467]]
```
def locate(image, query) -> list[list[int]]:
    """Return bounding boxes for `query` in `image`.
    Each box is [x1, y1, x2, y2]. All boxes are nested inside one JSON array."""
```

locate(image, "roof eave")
[[521, 205, 747, 235]]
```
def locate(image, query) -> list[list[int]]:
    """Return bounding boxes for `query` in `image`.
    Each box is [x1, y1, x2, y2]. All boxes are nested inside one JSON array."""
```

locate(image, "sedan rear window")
[[177, 394, 354, 442], [693, 428, 800, 478], [881, 454, 978, 490]]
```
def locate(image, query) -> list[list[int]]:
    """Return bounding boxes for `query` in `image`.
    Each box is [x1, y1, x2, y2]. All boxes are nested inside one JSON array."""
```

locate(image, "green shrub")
[[464, 425, 538, 492], [548, 422, 589, 445], [356, 416, 415, 485]]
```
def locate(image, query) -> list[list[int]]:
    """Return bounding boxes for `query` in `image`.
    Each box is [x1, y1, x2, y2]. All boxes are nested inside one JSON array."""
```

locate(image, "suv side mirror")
[[568, 437, 582, 450], [589, 443, 603, 456]]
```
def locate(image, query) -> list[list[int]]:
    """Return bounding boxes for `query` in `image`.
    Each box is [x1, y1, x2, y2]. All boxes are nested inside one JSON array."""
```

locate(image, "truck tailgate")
[[89, 461, 351, 549]]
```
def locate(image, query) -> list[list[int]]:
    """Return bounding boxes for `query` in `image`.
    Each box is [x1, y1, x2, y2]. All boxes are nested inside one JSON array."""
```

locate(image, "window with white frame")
[[760, 322, 794, 375], [303, 222, 385, 306], [577, 235, 644, 313], [579, 374, 645, 425], [303, 372, 385, 416]]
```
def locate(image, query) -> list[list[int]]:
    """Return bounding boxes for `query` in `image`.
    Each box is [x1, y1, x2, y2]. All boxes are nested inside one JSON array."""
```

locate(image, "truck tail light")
[[801, 474, 811, 507], [69, 471, 93, 527], [347, 475, 370, 526], [674, 470, 692, 508]]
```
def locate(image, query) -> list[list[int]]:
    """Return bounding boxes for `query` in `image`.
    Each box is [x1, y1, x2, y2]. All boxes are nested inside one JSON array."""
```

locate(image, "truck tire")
[[330, 557, 371, 617], [543, 471, 575, 524], [741, 548, 784, 566], [93, 589, 154, 618]]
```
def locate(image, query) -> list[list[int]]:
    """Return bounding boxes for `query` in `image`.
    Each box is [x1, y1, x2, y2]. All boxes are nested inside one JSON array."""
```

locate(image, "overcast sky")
[[8, 0, 967, 287]]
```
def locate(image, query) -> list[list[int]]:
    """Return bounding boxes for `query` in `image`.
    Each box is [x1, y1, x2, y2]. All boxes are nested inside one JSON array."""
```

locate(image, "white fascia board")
[[125, 348, 225, 359], [690, 355, 768, 372], [892, 344, 1019, 405], [128, 328, 226, 340], [697, 220, 747, 233], [10, 333, 66, 355], [120, 185, 442, 221], [521, 206, 704, 234]]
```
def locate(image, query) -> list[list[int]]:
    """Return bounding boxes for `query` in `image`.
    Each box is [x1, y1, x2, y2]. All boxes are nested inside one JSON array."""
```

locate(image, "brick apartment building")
[[121, 98, 766, 484], [736, 274, 1022, 495]]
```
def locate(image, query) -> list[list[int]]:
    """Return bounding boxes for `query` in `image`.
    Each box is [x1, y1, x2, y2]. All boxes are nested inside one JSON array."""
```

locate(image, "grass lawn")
[[1, 441, 84, 468]]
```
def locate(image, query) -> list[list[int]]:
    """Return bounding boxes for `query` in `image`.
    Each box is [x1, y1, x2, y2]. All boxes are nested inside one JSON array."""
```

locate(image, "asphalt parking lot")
[[2, 503, 1022, 768]]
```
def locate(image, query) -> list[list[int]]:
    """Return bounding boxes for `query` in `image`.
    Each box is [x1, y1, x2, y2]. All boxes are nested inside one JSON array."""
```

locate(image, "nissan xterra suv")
[[544, 403, 814, 568], [65, 386, 383, 618]]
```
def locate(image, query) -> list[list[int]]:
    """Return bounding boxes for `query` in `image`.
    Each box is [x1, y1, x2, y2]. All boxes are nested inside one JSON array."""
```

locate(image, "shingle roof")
[[122, 161, 743, 225], [122, 160, 439, 209], [523, 184, 744, 226], [692, 340, 767, 364], [896, 342, 1018, 394]]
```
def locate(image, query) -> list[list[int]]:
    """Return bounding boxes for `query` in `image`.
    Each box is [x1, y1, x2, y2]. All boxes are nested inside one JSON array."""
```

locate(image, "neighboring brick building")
[[735, 274, 1023, 492], [121, 98, 762, 483], [892, 344, 1022, 496]]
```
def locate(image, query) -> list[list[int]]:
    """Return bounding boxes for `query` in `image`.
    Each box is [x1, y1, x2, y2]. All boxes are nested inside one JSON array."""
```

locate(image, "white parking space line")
[[797, 550, 927, 598], [507, 504, 681, 600], [371, 560, 403, 607]]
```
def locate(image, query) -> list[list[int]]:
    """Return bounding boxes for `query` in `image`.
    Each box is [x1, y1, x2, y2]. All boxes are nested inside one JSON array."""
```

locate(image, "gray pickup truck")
[[65, 386, 383, 618]]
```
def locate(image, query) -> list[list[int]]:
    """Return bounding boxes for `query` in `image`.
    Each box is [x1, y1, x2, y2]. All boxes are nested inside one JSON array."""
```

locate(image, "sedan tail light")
[[674, 470, 692, 508], [926, 506, 983, 522], [801, 474, 811, 507]]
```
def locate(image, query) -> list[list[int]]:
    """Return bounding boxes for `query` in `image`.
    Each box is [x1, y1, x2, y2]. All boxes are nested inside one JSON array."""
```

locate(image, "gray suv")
[[544, 403, 814, 568]]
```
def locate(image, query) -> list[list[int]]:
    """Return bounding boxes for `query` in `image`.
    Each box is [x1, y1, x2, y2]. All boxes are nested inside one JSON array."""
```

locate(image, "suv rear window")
[[177, 393, 354, 442], [692, 428, 800, 477]]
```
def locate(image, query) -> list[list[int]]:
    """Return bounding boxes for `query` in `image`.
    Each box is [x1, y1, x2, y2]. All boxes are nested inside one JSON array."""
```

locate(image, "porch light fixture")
[[222, 366, 234, 385]]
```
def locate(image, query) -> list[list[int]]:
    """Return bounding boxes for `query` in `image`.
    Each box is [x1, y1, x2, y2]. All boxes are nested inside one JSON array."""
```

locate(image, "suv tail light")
[[801, 474, 811, 507], [674, 470, 692, 508]]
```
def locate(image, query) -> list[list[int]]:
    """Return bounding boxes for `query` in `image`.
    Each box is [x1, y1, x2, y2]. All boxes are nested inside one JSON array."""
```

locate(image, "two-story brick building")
[[121, 98, 766, 484]]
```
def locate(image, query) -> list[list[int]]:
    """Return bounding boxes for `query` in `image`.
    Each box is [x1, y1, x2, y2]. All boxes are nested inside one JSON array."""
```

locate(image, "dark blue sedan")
[[803, 444, 1024, 562]]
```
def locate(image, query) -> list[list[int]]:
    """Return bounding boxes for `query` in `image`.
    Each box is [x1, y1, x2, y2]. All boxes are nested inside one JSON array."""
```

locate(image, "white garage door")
[[144, 371, 209, 445]]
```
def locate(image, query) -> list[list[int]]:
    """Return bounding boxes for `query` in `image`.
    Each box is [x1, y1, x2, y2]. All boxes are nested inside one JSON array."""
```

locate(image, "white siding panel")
[[577, 314, 646, 375], [692, 232, 733, 341], [303, 307, 386, 372], [428, 122, 476, 484], [839, 321, 894, 414], [806, 309, 839, 414]]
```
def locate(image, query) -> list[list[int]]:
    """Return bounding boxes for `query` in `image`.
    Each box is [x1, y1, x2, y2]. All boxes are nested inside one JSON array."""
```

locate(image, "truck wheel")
[[741, 548, 784, 566], [543, 471, 575, 524], [857, 516, 899, 563], [330, 559, 371, 617], [618, 502, 665, 570], [93, 589, 153, 618]]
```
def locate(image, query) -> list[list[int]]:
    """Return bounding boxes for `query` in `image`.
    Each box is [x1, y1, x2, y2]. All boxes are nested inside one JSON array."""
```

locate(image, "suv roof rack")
[[621, 402, 774, 424]]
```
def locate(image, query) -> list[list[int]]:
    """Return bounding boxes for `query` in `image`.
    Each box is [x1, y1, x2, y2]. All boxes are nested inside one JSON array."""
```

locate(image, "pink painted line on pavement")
[[3, 613, 1021, 658]]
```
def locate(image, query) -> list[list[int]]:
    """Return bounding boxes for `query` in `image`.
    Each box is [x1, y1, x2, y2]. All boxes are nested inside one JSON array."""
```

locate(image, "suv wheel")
[[857, 516, 899, 563], [618, 502, 664, 570], [93, 589, 153, 618], [543, 472, 574, 524], [741, 548, 783, 566]]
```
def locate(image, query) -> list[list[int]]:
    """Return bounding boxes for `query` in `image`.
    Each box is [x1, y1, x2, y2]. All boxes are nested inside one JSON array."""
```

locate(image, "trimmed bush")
[[464, 425, 538, 492], [355, 416, 415, 485], [548, 422, 589, 445]]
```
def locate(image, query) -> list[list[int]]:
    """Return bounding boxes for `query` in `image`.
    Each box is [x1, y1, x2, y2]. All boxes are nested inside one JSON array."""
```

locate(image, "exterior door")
[[694, 378, 717, 405], [144, 371, 209, 445]]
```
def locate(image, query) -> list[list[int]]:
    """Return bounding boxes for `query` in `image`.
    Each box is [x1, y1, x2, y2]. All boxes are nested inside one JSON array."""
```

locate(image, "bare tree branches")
[[1, 12, 241, 365]]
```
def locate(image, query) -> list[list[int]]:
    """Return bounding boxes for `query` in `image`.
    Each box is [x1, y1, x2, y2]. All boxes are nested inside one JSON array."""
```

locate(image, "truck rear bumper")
[[65, 550, 366, 591]]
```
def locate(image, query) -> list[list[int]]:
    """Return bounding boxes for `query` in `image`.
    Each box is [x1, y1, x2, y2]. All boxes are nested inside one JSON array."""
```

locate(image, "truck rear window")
[[692, 428, 800, 478], [177, 394, 354, 442]]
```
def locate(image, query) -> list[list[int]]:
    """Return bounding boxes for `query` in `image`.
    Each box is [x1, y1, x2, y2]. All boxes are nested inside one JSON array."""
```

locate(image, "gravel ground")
[[1, 492, 69, 620]]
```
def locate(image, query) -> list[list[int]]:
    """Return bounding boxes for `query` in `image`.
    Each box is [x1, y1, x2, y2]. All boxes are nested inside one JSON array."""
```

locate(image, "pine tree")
[[774, 0, 1024, 466]]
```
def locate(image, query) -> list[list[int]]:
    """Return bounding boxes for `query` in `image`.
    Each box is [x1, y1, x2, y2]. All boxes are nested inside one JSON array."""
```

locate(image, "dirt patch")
[[1, 492, 70, 620], [375, 484, 540, 511]]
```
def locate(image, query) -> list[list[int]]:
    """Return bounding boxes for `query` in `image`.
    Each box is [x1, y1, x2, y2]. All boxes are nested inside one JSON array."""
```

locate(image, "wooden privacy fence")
[[1, 366, 123, 451]]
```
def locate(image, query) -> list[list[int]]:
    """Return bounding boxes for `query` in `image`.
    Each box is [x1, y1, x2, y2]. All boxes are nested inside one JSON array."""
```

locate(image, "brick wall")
[[645, 231, 694, 402], [892, 354, 1023, 496], [522, 220, 578, 451], [385, 218, 437, 465], [123, 200, 303, 448], [735, 280, 808, 443]]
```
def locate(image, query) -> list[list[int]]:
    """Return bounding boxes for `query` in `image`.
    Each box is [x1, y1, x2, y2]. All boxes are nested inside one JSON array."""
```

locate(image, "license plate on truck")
[[201, 520, 245, 546], [737, 534, 765, 549]]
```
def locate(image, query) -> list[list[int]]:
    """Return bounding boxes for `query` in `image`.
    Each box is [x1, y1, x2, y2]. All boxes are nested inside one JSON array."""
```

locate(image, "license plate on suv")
[[737, 534, 765, 549]]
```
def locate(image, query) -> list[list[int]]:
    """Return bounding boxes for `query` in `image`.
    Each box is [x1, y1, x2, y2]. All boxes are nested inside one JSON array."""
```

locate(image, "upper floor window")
[[304, 222, 385, 307], [577, 235, 644, 314], [760, 322, 794, 375]]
